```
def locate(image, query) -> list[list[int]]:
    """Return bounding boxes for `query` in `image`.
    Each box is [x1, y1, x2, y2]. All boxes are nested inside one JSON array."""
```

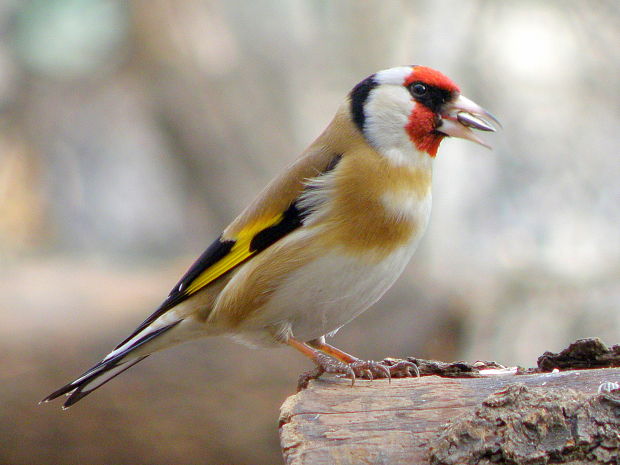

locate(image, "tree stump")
[[279, 339, 620, 465]]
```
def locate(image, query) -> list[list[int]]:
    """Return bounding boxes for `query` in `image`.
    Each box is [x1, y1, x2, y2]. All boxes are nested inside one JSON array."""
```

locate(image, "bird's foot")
[[349, 358, 419, 380], [297, 354, 419, 390], [297, 353, 352, 390], [379, 358, 421, 378]]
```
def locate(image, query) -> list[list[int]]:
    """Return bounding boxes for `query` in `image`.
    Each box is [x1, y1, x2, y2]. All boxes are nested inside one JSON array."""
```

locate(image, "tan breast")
[[317, 147, 432, 262]]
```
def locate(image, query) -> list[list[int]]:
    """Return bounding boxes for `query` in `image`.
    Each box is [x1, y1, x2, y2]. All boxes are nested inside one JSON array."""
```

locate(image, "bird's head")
[[349, 65, 500, 158]]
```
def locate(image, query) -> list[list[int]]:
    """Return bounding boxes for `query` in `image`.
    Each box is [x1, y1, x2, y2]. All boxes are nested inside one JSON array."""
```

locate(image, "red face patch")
[[403, 66, 460, 157], [405, 106, 444, 157]]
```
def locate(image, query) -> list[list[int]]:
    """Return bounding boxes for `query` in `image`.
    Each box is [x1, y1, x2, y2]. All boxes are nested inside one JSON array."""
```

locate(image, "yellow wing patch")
[[184, 213, 284, 296]]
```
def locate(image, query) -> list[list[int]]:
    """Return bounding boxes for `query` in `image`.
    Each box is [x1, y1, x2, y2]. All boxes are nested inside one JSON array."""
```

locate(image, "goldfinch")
[[42, 65, 499, 408]]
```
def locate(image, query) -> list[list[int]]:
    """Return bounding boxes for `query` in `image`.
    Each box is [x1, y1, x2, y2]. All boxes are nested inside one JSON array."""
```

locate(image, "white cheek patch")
[[364, 86, 415, 154]]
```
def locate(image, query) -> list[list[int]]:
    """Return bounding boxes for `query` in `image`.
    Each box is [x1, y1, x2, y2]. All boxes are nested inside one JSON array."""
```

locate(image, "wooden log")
[[280, 342, 620, 465]]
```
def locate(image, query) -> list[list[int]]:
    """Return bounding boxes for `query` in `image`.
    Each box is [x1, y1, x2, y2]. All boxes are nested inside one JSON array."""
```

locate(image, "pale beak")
[[437, 95, 501, 149]]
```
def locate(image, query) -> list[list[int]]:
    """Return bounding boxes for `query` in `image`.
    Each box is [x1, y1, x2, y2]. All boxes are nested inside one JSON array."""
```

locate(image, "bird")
[[42, 65, 499, 409]]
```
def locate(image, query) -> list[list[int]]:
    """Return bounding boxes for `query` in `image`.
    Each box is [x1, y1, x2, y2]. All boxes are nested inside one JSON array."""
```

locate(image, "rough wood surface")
[[279, 367, 620, 465]]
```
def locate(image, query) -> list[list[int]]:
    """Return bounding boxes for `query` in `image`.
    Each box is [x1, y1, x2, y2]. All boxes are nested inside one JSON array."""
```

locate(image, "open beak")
[[437, 95, 501, 149]]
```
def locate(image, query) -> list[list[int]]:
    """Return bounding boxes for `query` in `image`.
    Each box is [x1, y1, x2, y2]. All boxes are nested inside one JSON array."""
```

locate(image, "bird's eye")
[[409, 82, 427, 98]]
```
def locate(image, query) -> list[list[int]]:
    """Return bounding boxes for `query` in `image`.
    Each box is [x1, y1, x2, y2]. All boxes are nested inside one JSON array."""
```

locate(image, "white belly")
[[285, 246, 419, 340], [233, 228, 427, 346]]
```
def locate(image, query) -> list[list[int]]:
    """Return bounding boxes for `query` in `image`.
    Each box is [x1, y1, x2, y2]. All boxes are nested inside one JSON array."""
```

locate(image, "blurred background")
[[1, 0, 619, 463]]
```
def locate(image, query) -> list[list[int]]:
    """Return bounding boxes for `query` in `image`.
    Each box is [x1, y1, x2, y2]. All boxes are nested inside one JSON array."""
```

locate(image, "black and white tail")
[[41, 321, 181, 409]]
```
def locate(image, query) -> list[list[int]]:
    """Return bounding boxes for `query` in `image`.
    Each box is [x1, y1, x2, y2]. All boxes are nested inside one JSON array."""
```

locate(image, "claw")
[[384, 359, 419, 378], [349, 360, 393, 383], [346, 367, 356, 386], [376, 362, 391, 380]]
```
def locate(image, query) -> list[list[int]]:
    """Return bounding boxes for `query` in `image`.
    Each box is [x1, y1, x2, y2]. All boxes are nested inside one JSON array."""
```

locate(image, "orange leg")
[[287, 337, 325, 361], [287, 337, 356, 389], [306, 338, 357, 363]]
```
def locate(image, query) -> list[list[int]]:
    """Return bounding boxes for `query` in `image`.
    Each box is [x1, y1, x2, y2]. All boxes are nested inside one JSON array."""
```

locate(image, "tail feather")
[[42, 356, 149, 409], [41, 320, 181, 409]]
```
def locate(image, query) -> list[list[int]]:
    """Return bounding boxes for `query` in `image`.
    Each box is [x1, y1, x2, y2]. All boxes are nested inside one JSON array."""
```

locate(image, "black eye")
[[409, 82, 427, 97]]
